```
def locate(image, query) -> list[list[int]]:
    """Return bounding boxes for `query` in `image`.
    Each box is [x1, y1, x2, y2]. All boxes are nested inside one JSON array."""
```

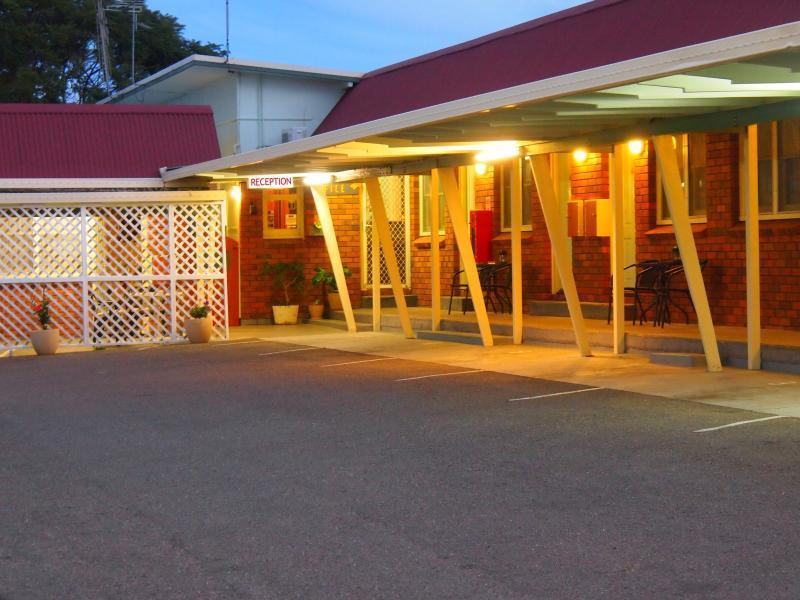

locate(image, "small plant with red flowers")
[[32, 293, 52, 330]]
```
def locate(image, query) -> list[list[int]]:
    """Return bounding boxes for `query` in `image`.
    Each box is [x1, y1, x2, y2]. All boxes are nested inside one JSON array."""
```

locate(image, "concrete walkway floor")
[[232, 322, 800, 420]]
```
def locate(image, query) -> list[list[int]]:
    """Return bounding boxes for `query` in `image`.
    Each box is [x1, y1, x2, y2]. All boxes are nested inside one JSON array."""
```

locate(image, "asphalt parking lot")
[[2, 339, 800, 599]]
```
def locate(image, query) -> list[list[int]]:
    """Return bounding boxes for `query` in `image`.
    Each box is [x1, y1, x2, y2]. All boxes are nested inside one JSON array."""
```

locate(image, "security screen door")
[[362, 176, 411, 288]]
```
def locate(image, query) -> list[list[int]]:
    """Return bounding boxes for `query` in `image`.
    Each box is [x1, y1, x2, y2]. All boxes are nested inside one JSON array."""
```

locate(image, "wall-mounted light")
[[475, 142, 520, 163], [572, 148, 588, 164], [628, 139, 644, 155], [474, 162, 488, 176], [229, 183, 242, 203]]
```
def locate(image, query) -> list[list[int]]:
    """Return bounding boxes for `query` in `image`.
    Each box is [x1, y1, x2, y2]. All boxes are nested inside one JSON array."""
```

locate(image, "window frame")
[[738, 120, 800, 221], [262, 189, 305, 239], [418, 174, 446, 236], [499, 158, 533, 232], [656, 133, 708, 225]]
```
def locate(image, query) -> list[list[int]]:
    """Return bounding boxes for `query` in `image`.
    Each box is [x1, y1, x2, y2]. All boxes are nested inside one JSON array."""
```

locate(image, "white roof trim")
[[163, 21, 800, 182], [0, 178, 165, 190], [100, 54, 363, 104], [0, 190, 225, 205]]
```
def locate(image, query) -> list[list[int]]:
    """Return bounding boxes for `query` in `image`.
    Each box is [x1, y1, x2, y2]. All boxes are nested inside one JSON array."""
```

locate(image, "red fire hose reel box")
[[470, 210, 493, 263]]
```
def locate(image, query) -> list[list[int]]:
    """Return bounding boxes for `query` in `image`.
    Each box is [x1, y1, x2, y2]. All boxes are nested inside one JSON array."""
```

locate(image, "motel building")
[[3, 0, 800, 376]]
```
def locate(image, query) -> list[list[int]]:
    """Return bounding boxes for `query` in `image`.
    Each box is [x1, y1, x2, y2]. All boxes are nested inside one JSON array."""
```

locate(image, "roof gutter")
[[162, 21, 800, 182]]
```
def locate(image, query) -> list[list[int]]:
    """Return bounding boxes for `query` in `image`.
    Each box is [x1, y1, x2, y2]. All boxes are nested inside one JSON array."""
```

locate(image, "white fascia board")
[[0, 178, 165, 189], [0, 190, 225, 206], [101, 55, 363, 104], [162, 21, 800, 182]]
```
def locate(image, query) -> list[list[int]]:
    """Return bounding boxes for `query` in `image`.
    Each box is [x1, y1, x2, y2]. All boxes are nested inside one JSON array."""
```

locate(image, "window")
[[657, 133, 707, 223], [418, 175, 445, 235], [500, 159, 533, 231], [748, 119, 800, 217], [262, 189, 304, 239]]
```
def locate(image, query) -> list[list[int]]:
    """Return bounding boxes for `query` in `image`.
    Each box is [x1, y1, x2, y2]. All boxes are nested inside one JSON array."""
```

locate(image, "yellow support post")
[[310, 185, 356, 333], [610, 145, 626, 355], [510, 158, 524, 344], [364, 178, 414, 339], [529, 154, 591, 356], [430, 169, 442, 332], [652, 135, 722, 372], [745, 125, 762, 370], [440, 167, 494, 347], [372, 219, 381, 332]]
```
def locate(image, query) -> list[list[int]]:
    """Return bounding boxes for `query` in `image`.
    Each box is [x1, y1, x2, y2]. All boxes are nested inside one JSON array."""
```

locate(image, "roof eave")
[[162, 21, 800, 182]]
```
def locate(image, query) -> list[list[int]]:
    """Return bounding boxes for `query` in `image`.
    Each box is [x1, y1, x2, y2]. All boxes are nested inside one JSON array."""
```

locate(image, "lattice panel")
[[173, 204, 224, 276], [0, 282, 83, 347], [364, 176, 409, 287], [0, 207, 82, 279], [88, 280, 171, 345], [174, 279, 226, 340], [86, 205, 170, 277]]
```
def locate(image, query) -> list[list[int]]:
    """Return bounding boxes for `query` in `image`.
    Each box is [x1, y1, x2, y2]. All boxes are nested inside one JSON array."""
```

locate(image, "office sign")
[[247, 175, 294, 189]]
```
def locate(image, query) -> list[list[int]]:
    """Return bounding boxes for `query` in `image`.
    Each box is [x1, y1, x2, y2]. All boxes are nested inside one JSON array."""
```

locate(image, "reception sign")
[[247, 175, 294, 189]]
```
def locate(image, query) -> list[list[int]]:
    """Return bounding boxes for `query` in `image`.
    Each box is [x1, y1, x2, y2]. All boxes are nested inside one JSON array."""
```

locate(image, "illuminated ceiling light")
[[304, 173, 333, 186], [628, 139, 644, 155], [572, 148, 588, 164], [474, 163, 488, 176], [475, 143, 520, 163], [504, 104, 518, 109], [229, 183, 242, 203], [481, 109, 491, 113]]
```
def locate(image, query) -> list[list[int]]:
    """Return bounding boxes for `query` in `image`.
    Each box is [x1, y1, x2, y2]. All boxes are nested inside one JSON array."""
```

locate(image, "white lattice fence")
[[363, 176, 410, 287], [0, 200, 227, 350]]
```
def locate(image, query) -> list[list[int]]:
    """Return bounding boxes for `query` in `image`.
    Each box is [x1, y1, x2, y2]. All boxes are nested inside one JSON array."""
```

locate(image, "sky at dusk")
[[153, 0, 588, 73]]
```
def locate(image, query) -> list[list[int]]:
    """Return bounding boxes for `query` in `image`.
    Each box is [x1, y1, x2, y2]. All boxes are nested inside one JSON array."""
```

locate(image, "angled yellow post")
[[310, 185, 356, 333], [652, 135, 722, 372], [440, 167, 494, 347], [529, 154, 591, 356], [610, 145, 626, 355], [430, 169, 442, 332], [744, 125, 761, 370], [372, 218, 381, 332], [364, 178, 414, 339], [510, 158, 524, 344]]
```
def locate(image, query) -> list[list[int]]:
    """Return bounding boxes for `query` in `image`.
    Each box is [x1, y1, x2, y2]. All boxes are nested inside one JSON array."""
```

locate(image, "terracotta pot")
[[327, 291, 342, 311], [308, 303, 325, 320], [184, 317, 213, 343], [29, 328, 60, 355], [272, 304, 299, 325]]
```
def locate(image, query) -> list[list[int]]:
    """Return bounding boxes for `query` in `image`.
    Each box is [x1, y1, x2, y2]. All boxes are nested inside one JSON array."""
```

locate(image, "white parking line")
[[395, 370, 486, 382], [321, 357, 398, 368], [508, 387, 602, 402], [258, 347, 319, 356], [694, 415, 788, 433]]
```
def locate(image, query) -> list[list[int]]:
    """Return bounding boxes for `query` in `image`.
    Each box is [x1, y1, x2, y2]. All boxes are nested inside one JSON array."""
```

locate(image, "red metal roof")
[[317, 0, 800, 134], [0, 104, 220, 178]]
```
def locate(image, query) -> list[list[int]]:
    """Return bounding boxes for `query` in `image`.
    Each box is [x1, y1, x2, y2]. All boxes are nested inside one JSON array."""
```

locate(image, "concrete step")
[[361, 294, 418, 309], [417, 330, 512, 346], [529, 300, 636, 321], [649, 352, 707, 368], [307, 318, 372, 332]]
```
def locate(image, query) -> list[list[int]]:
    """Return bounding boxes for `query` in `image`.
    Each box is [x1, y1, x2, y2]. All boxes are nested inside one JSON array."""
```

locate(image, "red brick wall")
[[238, 187, 362, 321]]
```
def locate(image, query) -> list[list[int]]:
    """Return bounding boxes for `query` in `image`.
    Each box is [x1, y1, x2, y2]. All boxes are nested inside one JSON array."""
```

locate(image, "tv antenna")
[[225, 0, 230, 62], [95, 0, 113, 93], [106, 0, 146, 85]]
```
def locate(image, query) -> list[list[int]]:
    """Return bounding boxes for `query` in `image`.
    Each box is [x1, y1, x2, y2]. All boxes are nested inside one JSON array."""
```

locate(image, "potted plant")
[[263, 260, 305, 324], [308, 298, 325, 320], [30, 293, 59, 355], [185, 301, 213, 343], [311, 265, 352, 312]]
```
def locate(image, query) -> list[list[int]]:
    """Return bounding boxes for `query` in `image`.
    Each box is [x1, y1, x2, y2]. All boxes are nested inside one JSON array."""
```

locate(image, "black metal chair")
[[606, 260, 662, 325], [654, 259, 708, 327], [448, 263, 494, 314], [485, 263, 512, 313]]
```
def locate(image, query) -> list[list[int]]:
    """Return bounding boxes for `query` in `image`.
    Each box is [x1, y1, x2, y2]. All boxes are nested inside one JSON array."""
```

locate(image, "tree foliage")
[[0, 1, 223, 103]]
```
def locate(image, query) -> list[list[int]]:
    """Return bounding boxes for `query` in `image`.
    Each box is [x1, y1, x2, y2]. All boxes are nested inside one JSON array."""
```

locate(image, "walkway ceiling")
[[163, 41, 800, 184]]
